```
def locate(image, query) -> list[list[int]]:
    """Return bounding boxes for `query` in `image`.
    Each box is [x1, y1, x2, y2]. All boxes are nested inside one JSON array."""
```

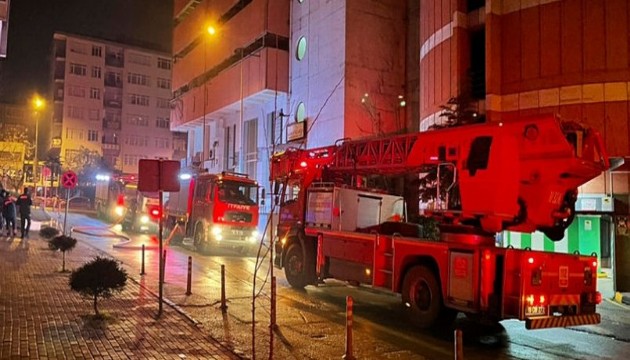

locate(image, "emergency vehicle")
[[165, 170, 260, 254], [271, 115, 609, 330], [95, 174, 160, 232]]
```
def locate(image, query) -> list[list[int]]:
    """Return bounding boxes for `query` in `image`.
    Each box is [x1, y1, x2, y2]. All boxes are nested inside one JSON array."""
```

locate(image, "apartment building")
[[50, 32, 187, 174], [0, 0, 9, 58]]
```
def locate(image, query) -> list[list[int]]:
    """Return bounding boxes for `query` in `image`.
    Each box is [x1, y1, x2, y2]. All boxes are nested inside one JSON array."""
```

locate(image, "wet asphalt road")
[[51, 211, 630, 360]]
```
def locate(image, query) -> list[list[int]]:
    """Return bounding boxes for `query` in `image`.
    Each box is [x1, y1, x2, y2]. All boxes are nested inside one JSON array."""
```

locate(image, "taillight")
[[528, 257, 534, 264], [595, 292, 602, 304], [526, 294, 535, 306]]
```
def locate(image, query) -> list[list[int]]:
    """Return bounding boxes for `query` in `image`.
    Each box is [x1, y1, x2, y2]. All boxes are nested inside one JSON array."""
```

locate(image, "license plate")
[[232, 230, 244, 236], [526, 306, 547, 316]]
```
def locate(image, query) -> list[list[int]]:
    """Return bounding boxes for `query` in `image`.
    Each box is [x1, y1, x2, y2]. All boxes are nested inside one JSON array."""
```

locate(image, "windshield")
[[218, 181, 257, 205]]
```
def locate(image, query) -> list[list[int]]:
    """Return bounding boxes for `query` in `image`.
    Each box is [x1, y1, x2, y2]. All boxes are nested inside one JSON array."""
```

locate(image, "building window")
[[296, 36, 307, 61], [128, 53, 151, 66], [156, 98, 170, 109], [125, 135, 149, 147], [244, 119, 258, 179], [91, 45, 102, 57], [67, 106, 84, 119], [70, 63, 87, 76], [157, 78, 171, 89], [65, 128, 84, 140], [268, 111, 283, 145], [156, 117, 170, 129], [89, 109, 100, 121], [69, 41, 88, 54], [91, 66, 102, 78], [155, 137, 170, 149], [157, 57, 171, 70], [68, 85, 86, 98], [127, 114, 149, 126], [88, 130, 99, 142], [295, 102, 306, 122], [127, 72, 150, 86], [90, 88, 100, 99], [224, 124, 236, 170], [129, 94, 150, 106]]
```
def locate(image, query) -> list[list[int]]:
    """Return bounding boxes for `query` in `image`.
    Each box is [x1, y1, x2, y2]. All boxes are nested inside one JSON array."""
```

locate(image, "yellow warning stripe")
[[526, 314, 601, 329]]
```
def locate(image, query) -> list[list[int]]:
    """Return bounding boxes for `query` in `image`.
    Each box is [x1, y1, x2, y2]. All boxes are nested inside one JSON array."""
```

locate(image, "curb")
[[613, 292, 630, 306]]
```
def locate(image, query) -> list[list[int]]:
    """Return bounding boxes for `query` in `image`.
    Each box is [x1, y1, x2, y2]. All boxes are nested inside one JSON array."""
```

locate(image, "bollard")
[[342, 296, 355, 360], [270, 276, 277, 329], [186, 256, 192, 296], [454, 329, 463, 360], [220, 264, 228, 312], [140, 244, 146, 275]]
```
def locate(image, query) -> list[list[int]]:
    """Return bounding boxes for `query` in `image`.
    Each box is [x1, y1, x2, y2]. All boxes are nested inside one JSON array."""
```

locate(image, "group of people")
[[0, 187, 33, 239]]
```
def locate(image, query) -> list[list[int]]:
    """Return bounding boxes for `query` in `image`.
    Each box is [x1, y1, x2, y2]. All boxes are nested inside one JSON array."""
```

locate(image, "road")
[[51, 211, 630, 360]]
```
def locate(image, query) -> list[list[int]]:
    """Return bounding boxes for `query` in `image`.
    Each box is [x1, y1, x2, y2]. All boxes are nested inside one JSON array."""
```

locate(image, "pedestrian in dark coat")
[[2, 193, 17, 237], [16, 187, 33, 238]]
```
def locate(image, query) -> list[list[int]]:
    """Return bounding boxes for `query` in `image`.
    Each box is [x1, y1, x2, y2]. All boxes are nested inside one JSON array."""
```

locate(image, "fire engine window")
[[282, 184, 300, 204], [466, 136, 492, 176], [195, 181, 208, 200], [218, 181, 257, 205]]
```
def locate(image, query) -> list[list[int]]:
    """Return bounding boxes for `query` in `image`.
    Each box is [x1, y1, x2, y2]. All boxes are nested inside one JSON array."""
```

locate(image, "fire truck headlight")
[[211, 226, 222, 236], [140, 215, 149, 224], [251, 230, 259, 238], [114, 206, 124, 217], [215, 234, 223, 241]]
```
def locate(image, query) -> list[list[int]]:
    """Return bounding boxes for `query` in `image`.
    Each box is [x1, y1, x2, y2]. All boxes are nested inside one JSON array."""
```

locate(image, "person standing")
[[16, 187, 33, 238], [2, 192, 17, 237]]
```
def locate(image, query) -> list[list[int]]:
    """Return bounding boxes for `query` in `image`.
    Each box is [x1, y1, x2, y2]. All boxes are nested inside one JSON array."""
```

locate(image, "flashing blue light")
[[179, 173, 192, 180]]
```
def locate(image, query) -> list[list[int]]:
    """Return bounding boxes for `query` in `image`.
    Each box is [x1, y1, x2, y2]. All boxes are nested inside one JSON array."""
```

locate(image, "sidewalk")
[[0, 224, 243, 359]]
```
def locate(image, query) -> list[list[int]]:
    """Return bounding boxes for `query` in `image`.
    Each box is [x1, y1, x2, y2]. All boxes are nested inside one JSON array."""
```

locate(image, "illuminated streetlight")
[[31, 94, 46, 191], [206, 25, 216, 36]]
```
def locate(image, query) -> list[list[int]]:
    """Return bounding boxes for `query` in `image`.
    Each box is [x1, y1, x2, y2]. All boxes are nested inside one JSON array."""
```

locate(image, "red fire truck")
[[165, 170, 260, 254], [271, 115, 609, 330], [94, 174, 160, 232]]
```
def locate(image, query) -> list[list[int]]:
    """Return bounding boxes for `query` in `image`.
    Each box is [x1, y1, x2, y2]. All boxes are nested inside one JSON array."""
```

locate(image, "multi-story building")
[[171, 0, 290, 228], [172, 1, 628, 280], [50, 32, 187, 174], [0, 0, 9, 58]]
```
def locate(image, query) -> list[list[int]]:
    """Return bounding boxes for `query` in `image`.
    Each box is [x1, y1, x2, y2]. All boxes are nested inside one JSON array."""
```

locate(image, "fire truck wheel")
[[402, 265, 453, 329], [194, 226, 211, 255], [285, 243, 307, 289]]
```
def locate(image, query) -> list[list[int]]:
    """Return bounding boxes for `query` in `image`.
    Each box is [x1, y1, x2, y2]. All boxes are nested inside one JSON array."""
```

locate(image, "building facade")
[[50, 32, 187, 175], [171, 0, 291, 229], [171, 0, 629, 278], [0, 0, 9, 58]]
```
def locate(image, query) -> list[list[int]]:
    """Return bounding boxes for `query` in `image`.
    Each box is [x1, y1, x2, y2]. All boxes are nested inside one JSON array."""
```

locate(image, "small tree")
[[69, 257, 127, 318], [48, 235, 78, 272], [39, 226, 60, 239]]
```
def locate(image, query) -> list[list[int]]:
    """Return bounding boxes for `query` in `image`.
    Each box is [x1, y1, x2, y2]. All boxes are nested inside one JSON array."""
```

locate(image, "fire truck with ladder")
[[270, 114, 610, 330]]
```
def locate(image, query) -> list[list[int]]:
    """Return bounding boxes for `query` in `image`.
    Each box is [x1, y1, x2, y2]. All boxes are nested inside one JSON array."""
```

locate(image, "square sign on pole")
[[136, 158, 180, 318], [138, 159, 180, 192]]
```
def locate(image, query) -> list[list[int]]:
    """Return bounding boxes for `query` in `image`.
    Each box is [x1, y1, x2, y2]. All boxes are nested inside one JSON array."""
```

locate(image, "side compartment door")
[[446, 250, 478, 312]]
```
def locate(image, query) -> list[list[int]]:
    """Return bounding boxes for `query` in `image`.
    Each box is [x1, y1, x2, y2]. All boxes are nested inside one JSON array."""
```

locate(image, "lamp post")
[[32, 95, 45, 192]]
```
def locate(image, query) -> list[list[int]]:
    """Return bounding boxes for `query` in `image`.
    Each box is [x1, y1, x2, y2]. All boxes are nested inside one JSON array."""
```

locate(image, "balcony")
[[104, 78, 123, 88], [103, 99, 122, 109], [105, 54, 124, 67], [102, 119, 121, 130]]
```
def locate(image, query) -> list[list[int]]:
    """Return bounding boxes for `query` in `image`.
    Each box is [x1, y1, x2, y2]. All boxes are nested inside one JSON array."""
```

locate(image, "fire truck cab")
[[165, 171, 260, 254]]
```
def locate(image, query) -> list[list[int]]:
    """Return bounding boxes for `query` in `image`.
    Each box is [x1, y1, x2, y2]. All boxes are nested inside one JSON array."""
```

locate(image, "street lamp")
[[31, 95, 45, 192]]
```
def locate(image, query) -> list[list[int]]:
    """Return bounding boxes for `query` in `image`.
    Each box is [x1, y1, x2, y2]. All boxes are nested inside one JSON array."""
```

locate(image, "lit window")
[[296, 36, 307, 61], [295, 102, 306, 122]]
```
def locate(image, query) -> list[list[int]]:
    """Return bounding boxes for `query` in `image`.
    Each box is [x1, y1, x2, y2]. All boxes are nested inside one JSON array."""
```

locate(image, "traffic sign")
[[61, 170, 78, 189]]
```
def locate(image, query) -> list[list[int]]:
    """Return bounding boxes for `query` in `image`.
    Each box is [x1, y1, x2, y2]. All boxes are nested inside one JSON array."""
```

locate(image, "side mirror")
[[273, 181, 280, 195], [260, 188, 266, 206]]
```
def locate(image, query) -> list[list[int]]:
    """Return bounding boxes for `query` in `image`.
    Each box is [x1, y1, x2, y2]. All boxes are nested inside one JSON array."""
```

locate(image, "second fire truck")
[[271, 115, 610, 330], [165, 170, 260, 254]]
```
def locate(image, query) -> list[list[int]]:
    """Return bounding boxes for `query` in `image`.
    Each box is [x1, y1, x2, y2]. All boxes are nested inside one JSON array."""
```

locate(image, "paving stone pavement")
[[0, 233, 243, 360]]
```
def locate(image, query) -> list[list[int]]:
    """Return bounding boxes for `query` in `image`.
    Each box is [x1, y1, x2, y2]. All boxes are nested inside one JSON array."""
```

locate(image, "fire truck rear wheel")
[[402, 265, 454, 329], [285, 243, 307, 289]]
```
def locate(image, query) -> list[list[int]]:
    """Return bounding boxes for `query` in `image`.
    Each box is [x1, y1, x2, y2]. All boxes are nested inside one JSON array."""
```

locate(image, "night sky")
[[0, 0, 173, 104]]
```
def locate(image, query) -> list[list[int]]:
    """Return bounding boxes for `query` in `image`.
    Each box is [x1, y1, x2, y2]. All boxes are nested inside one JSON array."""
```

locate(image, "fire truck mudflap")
[[503, 248, 601, 330]]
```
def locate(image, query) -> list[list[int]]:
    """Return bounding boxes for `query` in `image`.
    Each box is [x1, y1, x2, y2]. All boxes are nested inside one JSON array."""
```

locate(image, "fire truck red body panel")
[[271, 115, 609, 330]]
